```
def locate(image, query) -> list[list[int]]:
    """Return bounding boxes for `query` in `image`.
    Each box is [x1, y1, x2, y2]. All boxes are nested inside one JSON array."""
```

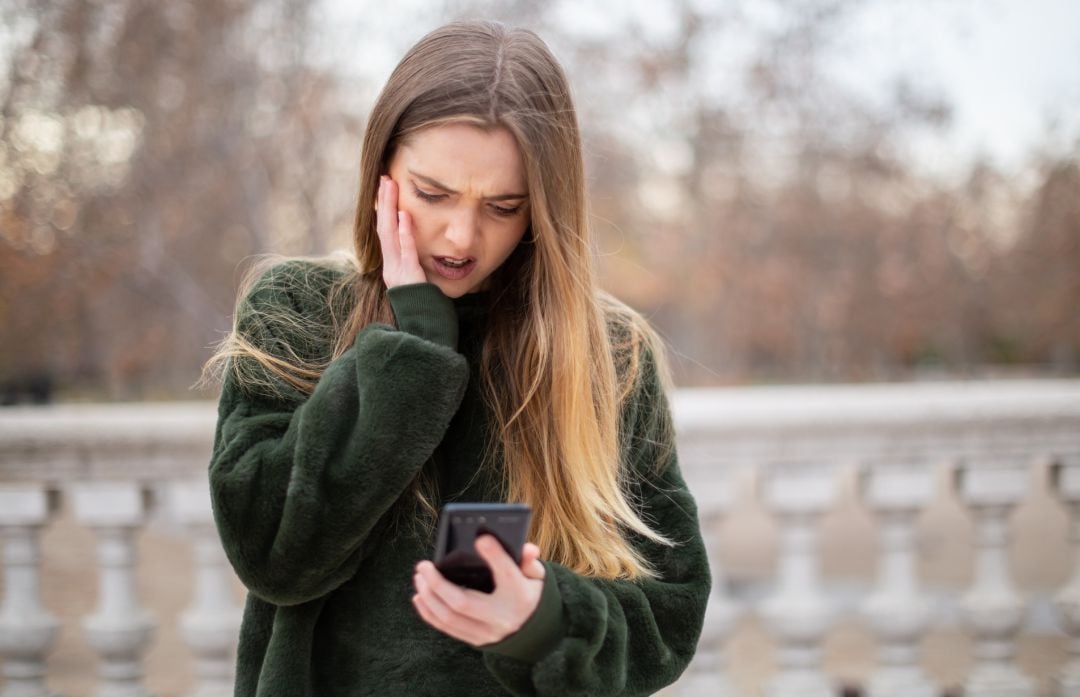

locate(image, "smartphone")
[[433, 502, 532, 593]]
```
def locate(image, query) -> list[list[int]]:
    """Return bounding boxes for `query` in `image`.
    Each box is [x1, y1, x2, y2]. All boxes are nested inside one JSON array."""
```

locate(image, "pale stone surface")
[[1052, 453, 1080, 697], [676, 468, 741, 697], [0, 486, 60, 697], [859, 457, 937, 697], [74, 483, 156, 697], [0, 382, 1077, 695], [958, 458, 1036, 697], [169, 480, 241, 697], [7, 487, 1072, 697], [759, 460, 838, 697]]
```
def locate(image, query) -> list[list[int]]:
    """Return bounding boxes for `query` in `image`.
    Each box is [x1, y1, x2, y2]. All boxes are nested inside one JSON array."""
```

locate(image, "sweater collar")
[[453, 290, 490, 327]]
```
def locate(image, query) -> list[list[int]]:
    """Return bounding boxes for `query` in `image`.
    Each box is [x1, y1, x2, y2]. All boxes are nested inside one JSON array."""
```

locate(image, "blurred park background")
[[1, 0, 1077, 402], [2, 3, 1080, 697]]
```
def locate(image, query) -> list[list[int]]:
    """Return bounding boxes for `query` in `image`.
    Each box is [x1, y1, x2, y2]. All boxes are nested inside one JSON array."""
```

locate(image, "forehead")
[[393, 123, 526, 192]]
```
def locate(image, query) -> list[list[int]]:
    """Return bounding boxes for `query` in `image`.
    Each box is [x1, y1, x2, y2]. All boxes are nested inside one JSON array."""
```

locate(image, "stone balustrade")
[[0, 379, 1078, 696]]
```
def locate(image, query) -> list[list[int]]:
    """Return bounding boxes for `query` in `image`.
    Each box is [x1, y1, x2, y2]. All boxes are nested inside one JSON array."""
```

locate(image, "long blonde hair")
[[203, 20, 677, 580]]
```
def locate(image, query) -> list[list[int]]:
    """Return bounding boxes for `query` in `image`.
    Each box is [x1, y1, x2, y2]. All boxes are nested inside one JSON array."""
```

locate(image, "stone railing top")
[[0, 401, 219, 483], [2, 379, 1077, 435], [0, 400, 218, 444], [1, 380, 1079, 483], [672, 378, 1080, 433]]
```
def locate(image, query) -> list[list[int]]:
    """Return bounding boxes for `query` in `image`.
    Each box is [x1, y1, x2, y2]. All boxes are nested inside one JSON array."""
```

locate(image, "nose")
[[443, 207, 480, 252]]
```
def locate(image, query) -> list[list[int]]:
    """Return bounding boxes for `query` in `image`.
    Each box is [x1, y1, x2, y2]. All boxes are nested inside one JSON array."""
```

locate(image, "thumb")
[[520, 542, 545, 580], [523, 559, 545, 580]]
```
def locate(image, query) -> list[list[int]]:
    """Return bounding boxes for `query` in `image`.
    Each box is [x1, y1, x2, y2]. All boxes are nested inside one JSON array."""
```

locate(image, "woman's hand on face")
[[376, 175, 427, 288], [412, 536, 547, 647]]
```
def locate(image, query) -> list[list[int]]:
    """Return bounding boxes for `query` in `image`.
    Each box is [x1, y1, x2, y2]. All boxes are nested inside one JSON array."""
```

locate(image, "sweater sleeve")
[[478, 340, 712, 696], [209, 267, 468, 607]]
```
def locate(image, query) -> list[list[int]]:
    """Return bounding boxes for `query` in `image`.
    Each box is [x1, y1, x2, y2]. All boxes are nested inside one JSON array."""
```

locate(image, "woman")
[[204, 18, 711, 697]]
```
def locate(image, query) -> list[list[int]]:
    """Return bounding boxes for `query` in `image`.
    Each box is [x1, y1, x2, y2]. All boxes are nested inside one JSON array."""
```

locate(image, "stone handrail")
[[1, 379, 1078, 696]]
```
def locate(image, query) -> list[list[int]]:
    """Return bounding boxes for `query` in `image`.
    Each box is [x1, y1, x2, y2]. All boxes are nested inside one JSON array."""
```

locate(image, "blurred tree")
[[1, 0, 1076, 397], [995, 153, 1080, 371], [0, 0, 360, 399], [459, 0, 1077, 383]]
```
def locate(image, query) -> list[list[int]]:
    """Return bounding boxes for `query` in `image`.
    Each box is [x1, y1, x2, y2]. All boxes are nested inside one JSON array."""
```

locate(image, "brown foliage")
[[1, 0, 1076, 397]]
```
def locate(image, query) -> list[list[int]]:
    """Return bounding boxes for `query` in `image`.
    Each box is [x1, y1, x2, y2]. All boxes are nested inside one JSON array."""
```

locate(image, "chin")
[[439, 286, 467, 299], [426, 277, 468, 299]]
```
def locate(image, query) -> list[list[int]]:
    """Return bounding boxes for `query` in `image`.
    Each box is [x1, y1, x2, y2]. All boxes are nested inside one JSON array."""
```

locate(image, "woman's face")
[[385, 123, 530, 298]]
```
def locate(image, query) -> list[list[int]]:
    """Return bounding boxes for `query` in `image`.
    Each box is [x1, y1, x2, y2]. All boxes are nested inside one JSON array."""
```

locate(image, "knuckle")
[[426, 600, 447, 622], [446, 594, 468, 613]]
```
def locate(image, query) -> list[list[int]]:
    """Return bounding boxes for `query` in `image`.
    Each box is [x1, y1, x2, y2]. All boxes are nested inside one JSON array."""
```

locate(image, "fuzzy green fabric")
[[209, 260, 712, 697]]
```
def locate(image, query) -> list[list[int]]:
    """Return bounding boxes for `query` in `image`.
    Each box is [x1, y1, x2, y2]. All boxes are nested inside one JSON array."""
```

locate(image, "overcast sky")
[[828, 0, 1080, 179], [6, 0, 1073, 184], [320, 0, 1080, 183]]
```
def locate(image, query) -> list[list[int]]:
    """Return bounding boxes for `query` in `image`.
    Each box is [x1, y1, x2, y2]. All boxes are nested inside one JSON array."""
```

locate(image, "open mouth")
[[433, 256, 476, 280]]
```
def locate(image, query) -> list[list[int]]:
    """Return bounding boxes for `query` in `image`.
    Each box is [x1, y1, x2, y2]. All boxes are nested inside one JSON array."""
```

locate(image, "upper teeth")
[[442, 258, 468, 267]]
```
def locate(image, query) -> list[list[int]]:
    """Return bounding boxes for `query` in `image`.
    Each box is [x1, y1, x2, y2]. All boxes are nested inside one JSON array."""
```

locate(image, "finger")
[[376, 177, 400, 266], [524, 558, 546, 580], [416, 561, 482, 619], [412, 593, 476, 644], [378, 175, 389, 219], [385, 176, 402, 225], [413, 574, 490, 643], [475, 535, 522, 588], [397, 210, 418, 265], [520, 543, 538, 569]]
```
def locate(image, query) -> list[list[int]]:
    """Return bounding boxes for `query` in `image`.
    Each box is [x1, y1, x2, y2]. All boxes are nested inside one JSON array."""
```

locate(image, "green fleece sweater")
[[208, 260, 711, 697]]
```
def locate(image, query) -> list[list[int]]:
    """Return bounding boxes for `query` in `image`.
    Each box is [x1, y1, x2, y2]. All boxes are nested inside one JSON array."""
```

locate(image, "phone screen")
[[432, 503, 532, 593]]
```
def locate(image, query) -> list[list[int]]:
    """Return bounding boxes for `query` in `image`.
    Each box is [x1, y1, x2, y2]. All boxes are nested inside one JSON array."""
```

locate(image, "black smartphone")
[[433, 502, 532, 593]]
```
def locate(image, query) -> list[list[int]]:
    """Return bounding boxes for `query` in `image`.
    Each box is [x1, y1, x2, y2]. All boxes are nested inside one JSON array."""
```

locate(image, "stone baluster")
[[71, 482, 155, 697], [167, 480, 242, 697], [956, 455, 1034, 697], [675, 466, 741, 697], [0, 485, 60, 697], [1051, 452, 1080, 697], [759, 460, 837, 697], [858, 457, 937, 697]]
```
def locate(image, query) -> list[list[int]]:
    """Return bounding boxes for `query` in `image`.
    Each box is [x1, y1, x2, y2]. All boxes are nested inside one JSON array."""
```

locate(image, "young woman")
[[204, 19, 711, 697]]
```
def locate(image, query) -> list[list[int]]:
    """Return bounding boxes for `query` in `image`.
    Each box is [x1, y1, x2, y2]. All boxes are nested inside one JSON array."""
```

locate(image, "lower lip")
[[433, 257, 476, 280]]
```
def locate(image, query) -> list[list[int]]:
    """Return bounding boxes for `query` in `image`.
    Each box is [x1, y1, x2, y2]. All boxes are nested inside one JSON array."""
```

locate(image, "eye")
[[411, 184, 446, 203], [491, 204, 523, 217]]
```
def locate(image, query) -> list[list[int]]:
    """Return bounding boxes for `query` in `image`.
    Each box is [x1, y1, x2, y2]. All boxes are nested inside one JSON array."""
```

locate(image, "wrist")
[[386, 283, 459, 349]]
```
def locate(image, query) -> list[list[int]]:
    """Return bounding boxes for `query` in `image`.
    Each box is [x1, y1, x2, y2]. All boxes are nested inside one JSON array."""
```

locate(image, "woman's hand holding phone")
[[412, 536, 546, 647], [376, 175, 427, 289]]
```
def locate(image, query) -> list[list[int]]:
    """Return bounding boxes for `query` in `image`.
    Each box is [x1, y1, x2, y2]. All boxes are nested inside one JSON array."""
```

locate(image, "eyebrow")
[[408, 169, 529, 201]]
